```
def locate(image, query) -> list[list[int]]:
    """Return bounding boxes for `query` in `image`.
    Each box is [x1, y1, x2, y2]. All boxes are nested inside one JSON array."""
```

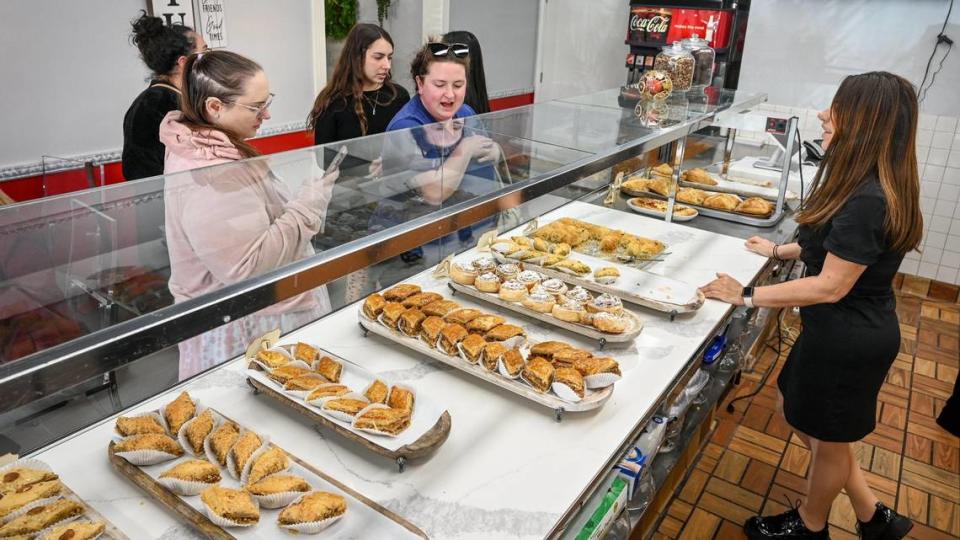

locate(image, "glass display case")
[[1, 87, 800, 539]]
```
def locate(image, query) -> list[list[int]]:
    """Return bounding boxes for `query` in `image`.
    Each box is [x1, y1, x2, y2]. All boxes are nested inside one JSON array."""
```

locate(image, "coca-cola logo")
[[629, 13, 670, 33]]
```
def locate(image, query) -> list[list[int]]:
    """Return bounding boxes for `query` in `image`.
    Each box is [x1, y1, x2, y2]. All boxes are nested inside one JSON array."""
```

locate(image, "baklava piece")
[[268, 365, 313, 385], [481, 342, 507, 371], [115, 414, 165, 437], [159, 459, 221, 484], [294, 342, 319, 364], [529, 341, 574, 359], [387, 387, 415, 413], [0, 499, 84, 537], [380, 302, 406, 329], [362, 293, 386, 320], [459, 333, 487, 363], [208, 421, 241, 467], [113, 433, 184, 456], [200, 486, 259, 525], [382, 283, 421, 302], [401, 291, 443, 309], [465, 314, 505, 334], [500, 349, 525, 377], [522, 357, 555, 393], [278, 491, 347, 525], [246, 446, 289, 485], [230, 431, 263, 478], [306, 384, 351, 402], [184, 409, 215, 454], [354, 407, 411, 435], [419, 316, 446, 347], [284, 374, 328, 392], [164, 391, 196, 435], [485, 324, 525, 342], [443, 308, 482, 325], [322, 398, 368, 417], [551, 348, 592, 369], [245, 475, 310, 496], [398, 308, 427, 337], [421, 299, 460, 317], [574, 357, 622, 378], [0, 467, 58, 497], [438, 324, 468, 356], [555, 367, 586, 398], [256, 349, 290, 370], [0, 480, 63, 519], [37, 521, 106, 540], [315, 356, 343, 383], [364, 379, 389, 404]]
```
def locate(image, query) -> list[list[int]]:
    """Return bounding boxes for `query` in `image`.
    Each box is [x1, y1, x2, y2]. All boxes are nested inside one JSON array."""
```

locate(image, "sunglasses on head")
[[427, 42, 469, 58]]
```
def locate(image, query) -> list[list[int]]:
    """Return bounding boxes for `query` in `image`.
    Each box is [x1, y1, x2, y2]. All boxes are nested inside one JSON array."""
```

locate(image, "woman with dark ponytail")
[[122, 11, 206, 180]]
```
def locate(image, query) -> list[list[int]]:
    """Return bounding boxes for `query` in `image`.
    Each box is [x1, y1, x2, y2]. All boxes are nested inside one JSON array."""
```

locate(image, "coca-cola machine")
[[625, 0, 750, 89]]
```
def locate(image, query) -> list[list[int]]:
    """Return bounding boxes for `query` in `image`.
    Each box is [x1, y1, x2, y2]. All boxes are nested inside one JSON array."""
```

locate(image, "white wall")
[[357, 0, 425, 93], [739, 0, 959, 117], [449, 0, 539, 97], [534, 0, 627, 103], [0, 0, 317, 173]]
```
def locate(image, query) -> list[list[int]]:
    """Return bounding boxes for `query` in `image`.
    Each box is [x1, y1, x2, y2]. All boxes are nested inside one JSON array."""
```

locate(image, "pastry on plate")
[[510, 236, 534, 248], [498, 280, 528, 302], [532, 237, 551, 252], [164, 391, 196, 435], [495, 263, 522, 281], [522, 357, 555, 393], [0, 479, 62, 519], [620, 234, 666, 259], [402, 291, 443, 309], [552, 300, 587, 323], [0, 499, 84, 537], [364, 379, 389, 404], [592, 312, 628, 334], [230, 431, 263, 478], [245, 475, 310, 496], [200, 486, 259, 525], [362, 293, 386, 320], [114, 433, 183, 456], [564, 286, 592, 304], [184, 409, 215, 454], [472, 255, 497, 273], [422, 299, 460, 317], [485, 324, 525, 342], [208, 421, 240, 466], [322, 398, 368, 417], [517, 270, 542, 290], [380, 302, 406, 329], [681, 167, 718, 186], [522, 288, 556, 313], [247, 446, 289, 484], [586, 293, 624, 316], [37, 521, 106, 540], [630, 197, 697, 217], [354, 407, 411, 435], [256, 349, 290, 369], [115, 414, 165, 437], [593, 267, 620, 284], [0, 467, 58, 497], [651, 163, 673, 179], [159, 459, 221, 484], [419, 316, 446, 347], [736, 196, 774, 216], [530, 341, 574, 359], [482, 342, 507, 371], [644, 176, 670, 197], [450, 261, 479, 285], [500, 349, 525, 377], [553, 259, 591, 276], [284, 374, 328, 392], [555, 367, 585, 398], [293, 342, 319, 364], [388, 386, 415, 412], [466, 314, 505, 334], [574, 356, 622, 377], [315, 356, 343, 383], [474, 272, 501, 293], [439, 324, 469, 356], [398, 308, 427, 337], [702, 193, 742, 211], [444, 308, 482, 325], [278, 491, 347, 526], [460, 333, 487, 363], [677, 187, 708, 205], [268, 365, 313, 385], [306, 384, 351, 402], [539, 278, 568, 298], [551, 348, 592, 369], [382, 284, 421, 302]]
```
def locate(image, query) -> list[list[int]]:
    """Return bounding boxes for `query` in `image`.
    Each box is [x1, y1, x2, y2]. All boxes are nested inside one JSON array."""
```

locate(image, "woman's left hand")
[[700, 272, 745, 305]]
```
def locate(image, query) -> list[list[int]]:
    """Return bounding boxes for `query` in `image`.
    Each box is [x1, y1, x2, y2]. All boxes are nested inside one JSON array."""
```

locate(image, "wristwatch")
[[742, 286, 755, 308]]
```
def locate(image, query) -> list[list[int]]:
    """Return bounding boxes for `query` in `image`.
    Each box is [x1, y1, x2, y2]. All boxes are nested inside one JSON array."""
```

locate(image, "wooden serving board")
[[245, 364, 450, 465], [107, 411, 428, 540], [446, 282, 643, 345], [358, 312, 614, 416]]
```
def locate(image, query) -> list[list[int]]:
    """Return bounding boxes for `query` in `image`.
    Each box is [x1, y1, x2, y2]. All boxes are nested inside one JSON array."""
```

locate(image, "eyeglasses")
[[427, 42, 469, 58], [225, 93, 275, 118]]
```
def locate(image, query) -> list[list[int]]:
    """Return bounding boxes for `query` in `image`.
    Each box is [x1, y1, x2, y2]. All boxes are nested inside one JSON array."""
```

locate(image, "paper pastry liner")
[[497, 357, 523, 380], [303, 384, 354, 408], [551, 381, 584, 403], [456, 342, 482, 365], [594, 276, 619, 285], [201, 496, 260, 528], [501, 335, 527, 351], [248, 485, 310, 510], [435, 335, 458, 357], [584, 372, 622, 389], [175, 404, 217, 457], [251, 346, 295, 372], [240, 442, 290, 486], [112, 410, 165, 438], [350, 403, 400, 438], [0, 457, 54, 476], [276, 492, 346, 534], [268, 359, 312, 373], [157, 474, 218, 497], [1, 495, 64, 524], [226, 431, 269, 481], [319, 392, 370, 423]]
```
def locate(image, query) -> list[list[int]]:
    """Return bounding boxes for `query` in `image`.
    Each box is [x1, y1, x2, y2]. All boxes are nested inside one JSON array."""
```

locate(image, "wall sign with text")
[[147, 0, 227, 48], [147, 0, 195, 28]]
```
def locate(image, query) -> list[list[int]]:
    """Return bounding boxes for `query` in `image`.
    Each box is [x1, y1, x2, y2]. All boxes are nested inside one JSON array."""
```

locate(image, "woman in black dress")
[[122, 12, 206, 180], [308, 23, 409, 145], [701, 71, 923, 540]]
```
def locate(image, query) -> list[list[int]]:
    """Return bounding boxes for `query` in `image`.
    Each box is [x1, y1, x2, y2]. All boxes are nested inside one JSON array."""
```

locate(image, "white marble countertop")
[[29, 201, 768, 539]]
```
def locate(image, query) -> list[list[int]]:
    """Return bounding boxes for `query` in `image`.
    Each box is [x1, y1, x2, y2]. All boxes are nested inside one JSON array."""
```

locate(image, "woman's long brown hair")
[[180, 50, 262, 159], [797, 71, 923, 254], [307, 23, 399, 134]]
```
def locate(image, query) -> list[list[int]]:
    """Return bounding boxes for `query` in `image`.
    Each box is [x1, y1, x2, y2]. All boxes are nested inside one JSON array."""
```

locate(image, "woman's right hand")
[[745, 236, 775, 257]]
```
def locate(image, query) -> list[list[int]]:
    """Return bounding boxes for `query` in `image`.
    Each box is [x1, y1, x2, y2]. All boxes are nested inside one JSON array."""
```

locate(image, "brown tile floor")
[[653, 275, 960, 540]]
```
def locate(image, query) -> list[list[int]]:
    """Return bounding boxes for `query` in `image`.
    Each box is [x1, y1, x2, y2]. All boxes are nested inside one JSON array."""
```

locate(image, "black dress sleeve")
[[823, 190, 887, 266]]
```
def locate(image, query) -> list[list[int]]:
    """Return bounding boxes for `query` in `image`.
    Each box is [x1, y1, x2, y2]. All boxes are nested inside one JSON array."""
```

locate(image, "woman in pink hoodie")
[[161, 50, 337, 380]]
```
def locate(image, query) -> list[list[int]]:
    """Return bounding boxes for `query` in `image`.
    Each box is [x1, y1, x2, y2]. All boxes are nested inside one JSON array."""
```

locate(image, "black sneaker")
[[856, 502, 913, 540], [744, 506, 830, 539]]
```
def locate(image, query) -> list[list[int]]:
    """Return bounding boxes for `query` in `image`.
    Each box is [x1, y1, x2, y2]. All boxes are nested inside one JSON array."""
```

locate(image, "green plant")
[[376, 0, 392, 26], [325, 0, 358, 40]]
